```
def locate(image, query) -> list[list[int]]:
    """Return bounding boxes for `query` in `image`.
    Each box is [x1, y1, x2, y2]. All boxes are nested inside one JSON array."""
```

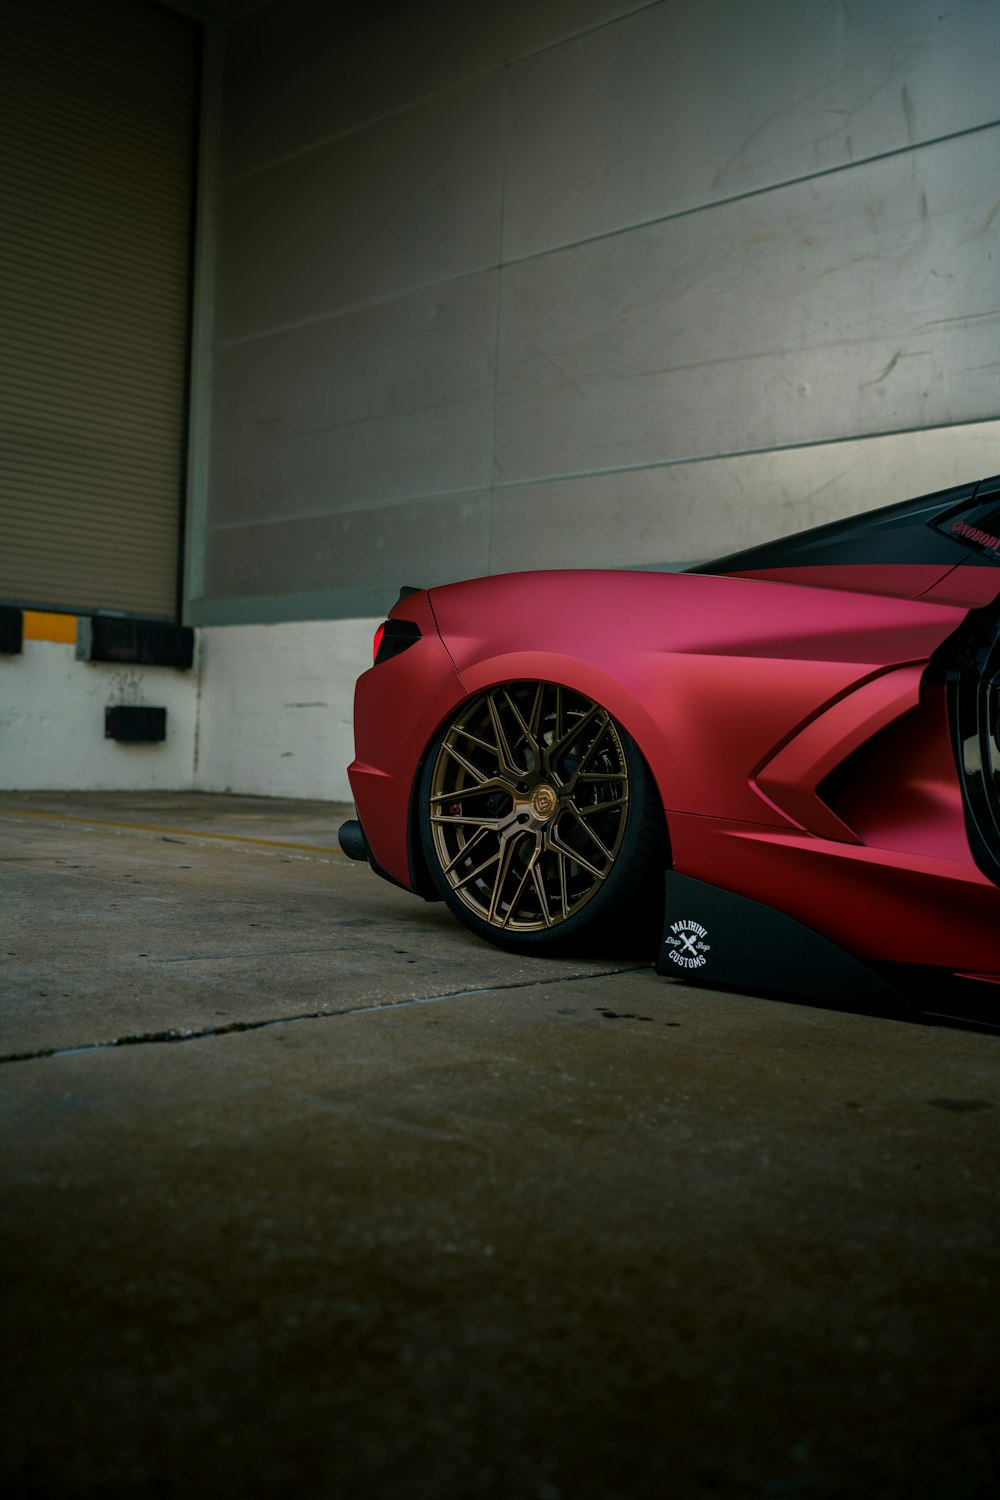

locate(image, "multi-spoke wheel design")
[[419, 682, 664, 953]]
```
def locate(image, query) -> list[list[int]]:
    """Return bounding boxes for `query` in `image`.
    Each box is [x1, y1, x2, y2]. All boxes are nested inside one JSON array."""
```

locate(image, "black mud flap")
[[657, 872, 918, 1021]]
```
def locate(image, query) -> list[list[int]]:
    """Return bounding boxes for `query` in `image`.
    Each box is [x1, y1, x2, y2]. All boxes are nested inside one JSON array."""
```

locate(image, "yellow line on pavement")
[[0, 807, 347, 855]]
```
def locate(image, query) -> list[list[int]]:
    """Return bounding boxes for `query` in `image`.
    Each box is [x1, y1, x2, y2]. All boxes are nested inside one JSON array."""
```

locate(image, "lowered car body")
[[341, 477, 1000, 1029]]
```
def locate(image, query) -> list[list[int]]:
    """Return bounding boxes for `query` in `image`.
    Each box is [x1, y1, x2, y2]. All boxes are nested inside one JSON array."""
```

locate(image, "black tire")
[[418, 681, 666, 956]]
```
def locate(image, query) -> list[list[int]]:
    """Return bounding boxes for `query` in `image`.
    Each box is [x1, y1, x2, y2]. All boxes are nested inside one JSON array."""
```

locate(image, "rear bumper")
[[347, 594, 467, 892]]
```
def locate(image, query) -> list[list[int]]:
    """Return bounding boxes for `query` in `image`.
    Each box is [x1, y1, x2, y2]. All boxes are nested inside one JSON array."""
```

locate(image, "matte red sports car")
[[340, 477, 1000, 1029]]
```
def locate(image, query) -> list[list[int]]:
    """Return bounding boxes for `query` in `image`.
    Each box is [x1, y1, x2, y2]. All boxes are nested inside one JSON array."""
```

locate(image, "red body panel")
[[348, 563, 1000, 987], [350, 590, 465, 886], [429, 571, 969, 828], [921, 563, 1000, 608], [667, 815, 998, 971]]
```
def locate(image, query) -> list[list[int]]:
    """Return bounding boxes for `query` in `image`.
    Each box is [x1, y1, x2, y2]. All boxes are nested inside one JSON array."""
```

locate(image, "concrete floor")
[[1, 791, 999, 1499]]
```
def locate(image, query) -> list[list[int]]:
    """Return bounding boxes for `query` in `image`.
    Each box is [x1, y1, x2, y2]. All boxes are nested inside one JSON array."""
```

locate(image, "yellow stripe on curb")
[[0, 807, 348, 855], [23, 612, 78, 644]]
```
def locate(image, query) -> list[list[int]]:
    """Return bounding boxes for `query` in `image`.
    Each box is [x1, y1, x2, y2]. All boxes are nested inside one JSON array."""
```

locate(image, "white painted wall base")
[[194, 618, 379, 801], [0, 618, 374, 801], [0, 637, 198, 791]]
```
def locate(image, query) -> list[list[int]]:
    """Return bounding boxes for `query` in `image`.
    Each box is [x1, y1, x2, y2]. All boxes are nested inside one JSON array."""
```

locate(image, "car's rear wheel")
[[418, 681, 665, 955]]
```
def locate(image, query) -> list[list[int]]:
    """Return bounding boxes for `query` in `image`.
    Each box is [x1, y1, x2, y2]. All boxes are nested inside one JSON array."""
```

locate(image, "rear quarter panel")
[[429, 569, 970, 829]]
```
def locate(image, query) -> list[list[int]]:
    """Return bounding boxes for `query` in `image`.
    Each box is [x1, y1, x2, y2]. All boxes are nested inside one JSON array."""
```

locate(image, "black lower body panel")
[[658, 872, 918, 1021], [872, 964, 1000, 1030], [659, 873, 1000, 1029]]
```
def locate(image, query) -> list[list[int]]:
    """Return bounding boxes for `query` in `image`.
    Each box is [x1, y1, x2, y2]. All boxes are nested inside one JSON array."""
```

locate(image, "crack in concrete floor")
[[0, 964, 653, 1065]]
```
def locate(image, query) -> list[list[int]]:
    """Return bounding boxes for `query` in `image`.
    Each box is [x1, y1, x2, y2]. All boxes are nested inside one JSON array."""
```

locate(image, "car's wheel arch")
[[406, 651, 676, 893]]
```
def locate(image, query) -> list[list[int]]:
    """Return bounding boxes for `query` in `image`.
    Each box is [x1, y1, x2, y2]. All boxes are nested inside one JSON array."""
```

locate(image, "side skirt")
[[657, 872, 919, 1022]]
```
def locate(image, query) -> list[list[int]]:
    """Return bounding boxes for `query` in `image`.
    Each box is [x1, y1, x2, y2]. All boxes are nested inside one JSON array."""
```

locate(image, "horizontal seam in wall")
[[221, 65, 506, 188], [218, 1, 663, 189], [500, 117, 1000, 268], [185, 585, 450, 619], [215, 118, 1000, 351], [508, 0, 665, 67], [203, 416, 1000, 529], [214, 263, 496, 349], [488, 416, 1000, 492], [207, 485, 494, 530]]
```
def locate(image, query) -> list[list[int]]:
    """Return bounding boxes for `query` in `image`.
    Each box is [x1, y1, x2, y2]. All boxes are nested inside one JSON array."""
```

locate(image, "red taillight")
[[372, 618, 421, 665]]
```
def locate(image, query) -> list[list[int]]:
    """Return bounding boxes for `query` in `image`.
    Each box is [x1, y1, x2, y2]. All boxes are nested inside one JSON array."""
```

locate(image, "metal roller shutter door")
[[0, 0, 198, 620]]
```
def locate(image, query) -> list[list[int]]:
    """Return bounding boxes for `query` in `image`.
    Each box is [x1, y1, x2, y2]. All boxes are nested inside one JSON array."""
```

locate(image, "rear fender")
[[456, 652, 675, 787]]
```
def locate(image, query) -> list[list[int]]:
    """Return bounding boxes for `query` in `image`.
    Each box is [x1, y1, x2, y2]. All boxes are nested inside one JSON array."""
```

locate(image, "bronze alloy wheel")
[[424, 682, 633, 936]]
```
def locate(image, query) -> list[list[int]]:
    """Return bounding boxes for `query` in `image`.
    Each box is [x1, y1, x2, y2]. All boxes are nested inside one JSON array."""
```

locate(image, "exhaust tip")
[[338, 818, 370, 862]]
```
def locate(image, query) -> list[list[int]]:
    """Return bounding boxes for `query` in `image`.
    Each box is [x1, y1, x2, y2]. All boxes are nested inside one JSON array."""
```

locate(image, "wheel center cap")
[[529, 784, 558, 821]]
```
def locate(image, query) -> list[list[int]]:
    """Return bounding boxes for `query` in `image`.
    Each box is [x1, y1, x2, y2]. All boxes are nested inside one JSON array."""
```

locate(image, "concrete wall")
[[0, 613, 370, 801], [0, 615, 198, 792], [194, 619, 376, 799], [188, 0, 1000, 629]]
